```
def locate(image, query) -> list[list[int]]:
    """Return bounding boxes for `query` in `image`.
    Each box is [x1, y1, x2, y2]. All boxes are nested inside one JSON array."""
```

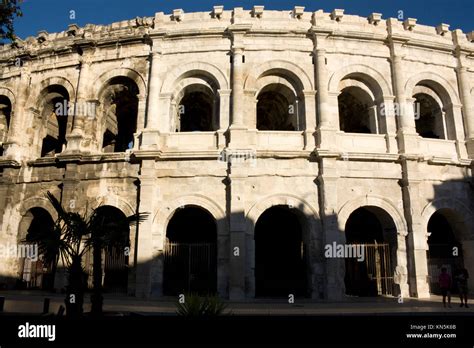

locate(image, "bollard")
[[0, 296, 4, 312], [43, 298, 50, 314]]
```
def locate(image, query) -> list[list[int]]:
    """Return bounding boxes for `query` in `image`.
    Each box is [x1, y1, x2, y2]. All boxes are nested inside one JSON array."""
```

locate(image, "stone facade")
[[0, 7, 473, 300]]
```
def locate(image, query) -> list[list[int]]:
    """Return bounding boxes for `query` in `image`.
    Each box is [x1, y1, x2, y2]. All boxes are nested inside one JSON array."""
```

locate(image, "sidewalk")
[[1, 290, 473, 316]]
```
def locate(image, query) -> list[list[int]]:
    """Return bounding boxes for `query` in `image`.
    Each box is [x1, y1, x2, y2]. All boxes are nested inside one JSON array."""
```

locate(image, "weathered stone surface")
[[0, 7, 473, 299]]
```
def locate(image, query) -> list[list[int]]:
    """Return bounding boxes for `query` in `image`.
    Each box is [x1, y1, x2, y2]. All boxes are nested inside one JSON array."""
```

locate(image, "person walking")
[[438, 267, 452, 308], [455, 268, 469, 308]]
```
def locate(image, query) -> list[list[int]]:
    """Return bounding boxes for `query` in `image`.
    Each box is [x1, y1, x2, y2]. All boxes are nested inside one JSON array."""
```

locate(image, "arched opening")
[[257, 84, 301, 131], [427, 210, 465, 295], [40, 85, 69, 157], [344, 206, 397, 297], [255, 206, 307, 297], [101, 76, 139, 153], [87, 206, 130, 294], [163, 206, 217, 295], [18, 208, 56, 290], [338, 86, 376, 134], [0, 95, 12, 156], [176, 84, 215, 132], [414, 92, 444, 139]]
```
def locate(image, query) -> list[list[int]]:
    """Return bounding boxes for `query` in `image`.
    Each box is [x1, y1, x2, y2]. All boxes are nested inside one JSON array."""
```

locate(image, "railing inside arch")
[[345, 243, 394, 296], [163, 242, 217, 296], [85, 247, 129, 294]]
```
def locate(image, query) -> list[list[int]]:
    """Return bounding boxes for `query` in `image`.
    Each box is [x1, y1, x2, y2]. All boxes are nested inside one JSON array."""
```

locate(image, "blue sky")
[[12, 0, 474, 39]]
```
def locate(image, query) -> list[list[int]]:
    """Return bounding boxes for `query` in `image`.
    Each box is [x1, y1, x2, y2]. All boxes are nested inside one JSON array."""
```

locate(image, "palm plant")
[[85, 207, 148, 315], [25, 191, 148, 316]]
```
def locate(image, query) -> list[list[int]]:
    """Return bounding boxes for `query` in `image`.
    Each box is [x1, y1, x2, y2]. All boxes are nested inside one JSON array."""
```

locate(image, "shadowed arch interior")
[[101, 76, 139, 153], [414, 92, 444, 139], [176, 84, 215, 132], [0, 95, 12, 156], [344, 206, 397, 297], [18, 208, 56, 290], [39, 85, 69, 157], [256, 83, 299, 131], [254, 205, 307, 297], [164, 206, 217, 295], [427, 210, 465, 295], [338, 86, 374, 134], [92, 206, 130, 294]]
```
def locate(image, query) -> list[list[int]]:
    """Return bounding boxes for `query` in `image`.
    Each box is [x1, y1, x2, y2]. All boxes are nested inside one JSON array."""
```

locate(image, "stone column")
[[67, 58, 92, 152], [457, 67, 474, 156], [231, 46, 245, 128], [315, 48, 331, 128], [313, 34, 338, 152], [452, 29, 474, 157], [140, 41, 163, 150], [228, 24, 252, 148], [4, 68, 30, 160], [146, 51, 161, 129], [72, 59, 92, 134], [390, 46, 419, 153]]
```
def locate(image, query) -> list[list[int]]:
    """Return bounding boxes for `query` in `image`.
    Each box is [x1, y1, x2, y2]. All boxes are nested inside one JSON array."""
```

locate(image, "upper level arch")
[[405, 72, 460, 107], [244, 60, 313, 92], [328, 64, 393, 98], [161, 62, 229, 94], [93, 67, 147, 100]]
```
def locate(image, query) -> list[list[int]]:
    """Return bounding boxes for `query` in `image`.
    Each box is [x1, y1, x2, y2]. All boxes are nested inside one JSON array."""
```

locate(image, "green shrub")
[[176, 293, 228, 317]]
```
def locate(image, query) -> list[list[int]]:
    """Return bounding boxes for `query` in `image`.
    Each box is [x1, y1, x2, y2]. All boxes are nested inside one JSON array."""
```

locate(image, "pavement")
[[0, 290, 473, 316]]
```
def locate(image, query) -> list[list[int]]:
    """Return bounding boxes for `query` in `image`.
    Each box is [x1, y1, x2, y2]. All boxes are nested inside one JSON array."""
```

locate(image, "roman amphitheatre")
[[0, 6, 473, 301]]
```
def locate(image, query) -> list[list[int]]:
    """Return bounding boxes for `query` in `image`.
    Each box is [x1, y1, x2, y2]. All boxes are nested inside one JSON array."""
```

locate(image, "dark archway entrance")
[[427, 210, 464, 295], [18, 208, 56, 290], [344, 207, 396, 297], [255, 206, 307, 298], [163, 206, 217, 295], [91, 206, 130, 294]]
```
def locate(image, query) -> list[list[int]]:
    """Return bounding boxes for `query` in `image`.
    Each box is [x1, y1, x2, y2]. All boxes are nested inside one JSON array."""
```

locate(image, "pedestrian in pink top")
[[438, 267, 452, 308]]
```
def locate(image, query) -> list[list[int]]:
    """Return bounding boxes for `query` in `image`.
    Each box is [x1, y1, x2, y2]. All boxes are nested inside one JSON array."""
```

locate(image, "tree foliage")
[[0, 0, 22, 42]]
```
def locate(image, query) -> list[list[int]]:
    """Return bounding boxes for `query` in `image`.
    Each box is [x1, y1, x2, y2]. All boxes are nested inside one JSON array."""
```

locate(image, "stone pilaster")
[[228, 166, 247, 300], [317, 157, 345, 299], [135, 160, 156, 297], [4, 68, 30, 161], [400, 159, 430, 298]]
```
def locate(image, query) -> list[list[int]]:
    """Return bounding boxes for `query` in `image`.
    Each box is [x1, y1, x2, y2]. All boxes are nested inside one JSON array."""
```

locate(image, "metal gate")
[[164, 242, 217, 295], [345, 243, 394, 296], [85, 247, 129, 294], [103, 247, 129, 294]]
